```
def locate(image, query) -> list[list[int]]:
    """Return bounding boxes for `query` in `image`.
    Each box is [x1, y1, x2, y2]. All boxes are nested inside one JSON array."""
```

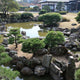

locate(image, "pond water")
[[6, 22, 48, 38]]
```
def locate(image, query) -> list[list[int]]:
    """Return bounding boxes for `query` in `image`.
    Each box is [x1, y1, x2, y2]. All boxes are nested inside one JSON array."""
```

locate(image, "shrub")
[[0, 46, 5, 53], [0, 66, 20, 80], [39, 9, 46, 15], [38, 13, 62, 26], [22, 38, 45, 56], [75, 69, 80, 80], [62, 17, 70, 22], [0, 52, 12, 65], [8, 37, 14, 44], [21, 13, 33, 22], [75, 12, 80, 23], [10, 13, 21, 23], [59, 11, 67, 14], [44, 31, 65, 48]]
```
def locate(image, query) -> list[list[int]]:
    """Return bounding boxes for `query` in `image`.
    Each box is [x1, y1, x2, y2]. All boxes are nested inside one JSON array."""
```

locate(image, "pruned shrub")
[[38, 13, 62, 26], [59, 11, 67, 15], [0, 45, 5, 53], [22, 38, 45, 56], [21, 13, 33, 22], [0, 66, 20, 80], [75, 69, 80, 80], [75, 12, 80, 23], [44, 31, 65, 48], [39, 9, 46, 15], [10, 13, 21, 23], [0, 52, 12, 65]]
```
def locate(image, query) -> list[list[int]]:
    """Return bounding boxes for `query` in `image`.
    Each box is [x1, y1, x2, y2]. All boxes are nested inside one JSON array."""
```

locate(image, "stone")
[[5, 47, 10, 52], [2, 39, 8, 45], [21, 31, 26, 35], [50, 47, 68, 56], [21, 67, 33, 75], [34, 66, 46, 76], [66, 56, 75, 80], [35, 49, 48, 56], [9, 50, 17, 57], [42, 54, 52, 68], [16, 61, 24, 70], [71, 23, 77, 26]]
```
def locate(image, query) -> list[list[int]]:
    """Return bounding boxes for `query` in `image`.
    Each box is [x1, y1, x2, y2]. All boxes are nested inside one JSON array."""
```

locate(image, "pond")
[[6, 22, 48, 38]]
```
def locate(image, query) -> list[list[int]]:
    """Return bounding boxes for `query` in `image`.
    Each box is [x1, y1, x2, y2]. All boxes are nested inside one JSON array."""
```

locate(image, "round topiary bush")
[[22, 38, 45, 56], [21, 13, 33, 22], [44, 31, 65, 48], [39, 9, 46, 15], [38, 13, 62, 27]]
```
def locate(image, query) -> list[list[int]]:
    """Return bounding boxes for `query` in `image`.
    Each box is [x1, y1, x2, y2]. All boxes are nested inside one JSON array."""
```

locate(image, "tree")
[[39, 9, 46, 15], [0, 66, 20, 80], [8, 28, 21, 48], [75, 69, 80, 80], [43, 5, 51, 12], [56, 2, 65, 11], [33, 6, 40, 11], [0, 0, 19, 19], [38, 13, 62, 27], [44, 31, 65, 48], [75, 12, 80, 23], [22, 38, 45, 56]]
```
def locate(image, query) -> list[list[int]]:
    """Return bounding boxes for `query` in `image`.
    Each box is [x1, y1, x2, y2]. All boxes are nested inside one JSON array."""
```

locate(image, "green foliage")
[[10, 13, 21, 23], [56, 2, 65, 11], [0, 52, 12, 65], [38, 13, 62, 26], [22, 38, 45, 54], [0, 66, 20, 80], [9, 28, 21, 48], [75, 12, 80, 23], [44, 31, 65, 48], [75, 69, 80, 80], [43, 5, 51, 12], [21, 13, 33, 21], [33, 6, 40, 11], [39, 9, 47, 15], [0, 46, 5, 53], [24, 8, 33, 11], [59, 11, 67, 14], [8, 37, 14, 44]]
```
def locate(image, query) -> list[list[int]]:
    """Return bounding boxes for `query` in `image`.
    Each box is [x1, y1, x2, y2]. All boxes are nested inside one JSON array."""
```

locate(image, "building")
[[40, 0, 80, 11]]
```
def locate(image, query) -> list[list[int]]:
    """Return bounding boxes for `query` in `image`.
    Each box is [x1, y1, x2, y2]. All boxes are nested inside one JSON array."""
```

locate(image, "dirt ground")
[[59, 13, 80, 29], [8, 44, 33, 59]]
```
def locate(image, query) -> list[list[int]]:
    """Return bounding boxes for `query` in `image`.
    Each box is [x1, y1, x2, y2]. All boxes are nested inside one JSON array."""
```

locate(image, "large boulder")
[[34, 66, 46, 76], [42, 54, 52, 68], [50, 47, 68, 56], [21, 67, 33, 75], [16, 61, 24, 70], [21, 31, 26, 35], [35, 48, 48, 56]]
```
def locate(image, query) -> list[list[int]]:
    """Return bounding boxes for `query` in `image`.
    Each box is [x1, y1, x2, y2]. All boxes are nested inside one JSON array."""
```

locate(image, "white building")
[[40, 0, 80, 11]]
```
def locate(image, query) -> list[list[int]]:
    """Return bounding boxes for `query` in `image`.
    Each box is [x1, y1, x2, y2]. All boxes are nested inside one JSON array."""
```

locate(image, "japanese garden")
[[0, 0, 80, 80]]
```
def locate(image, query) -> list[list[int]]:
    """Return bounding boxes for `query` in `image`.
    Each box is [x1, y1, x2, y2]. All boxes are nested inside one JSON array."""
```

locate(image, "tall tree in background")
[[0, 0, 19, 18], [56, 2, 65, 11]]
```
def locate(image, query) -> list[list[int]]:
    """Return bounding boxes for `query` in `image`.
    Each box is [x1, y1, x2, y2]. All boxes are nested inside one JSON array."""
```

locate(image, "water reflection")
[[20, 25, 41, 38]]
